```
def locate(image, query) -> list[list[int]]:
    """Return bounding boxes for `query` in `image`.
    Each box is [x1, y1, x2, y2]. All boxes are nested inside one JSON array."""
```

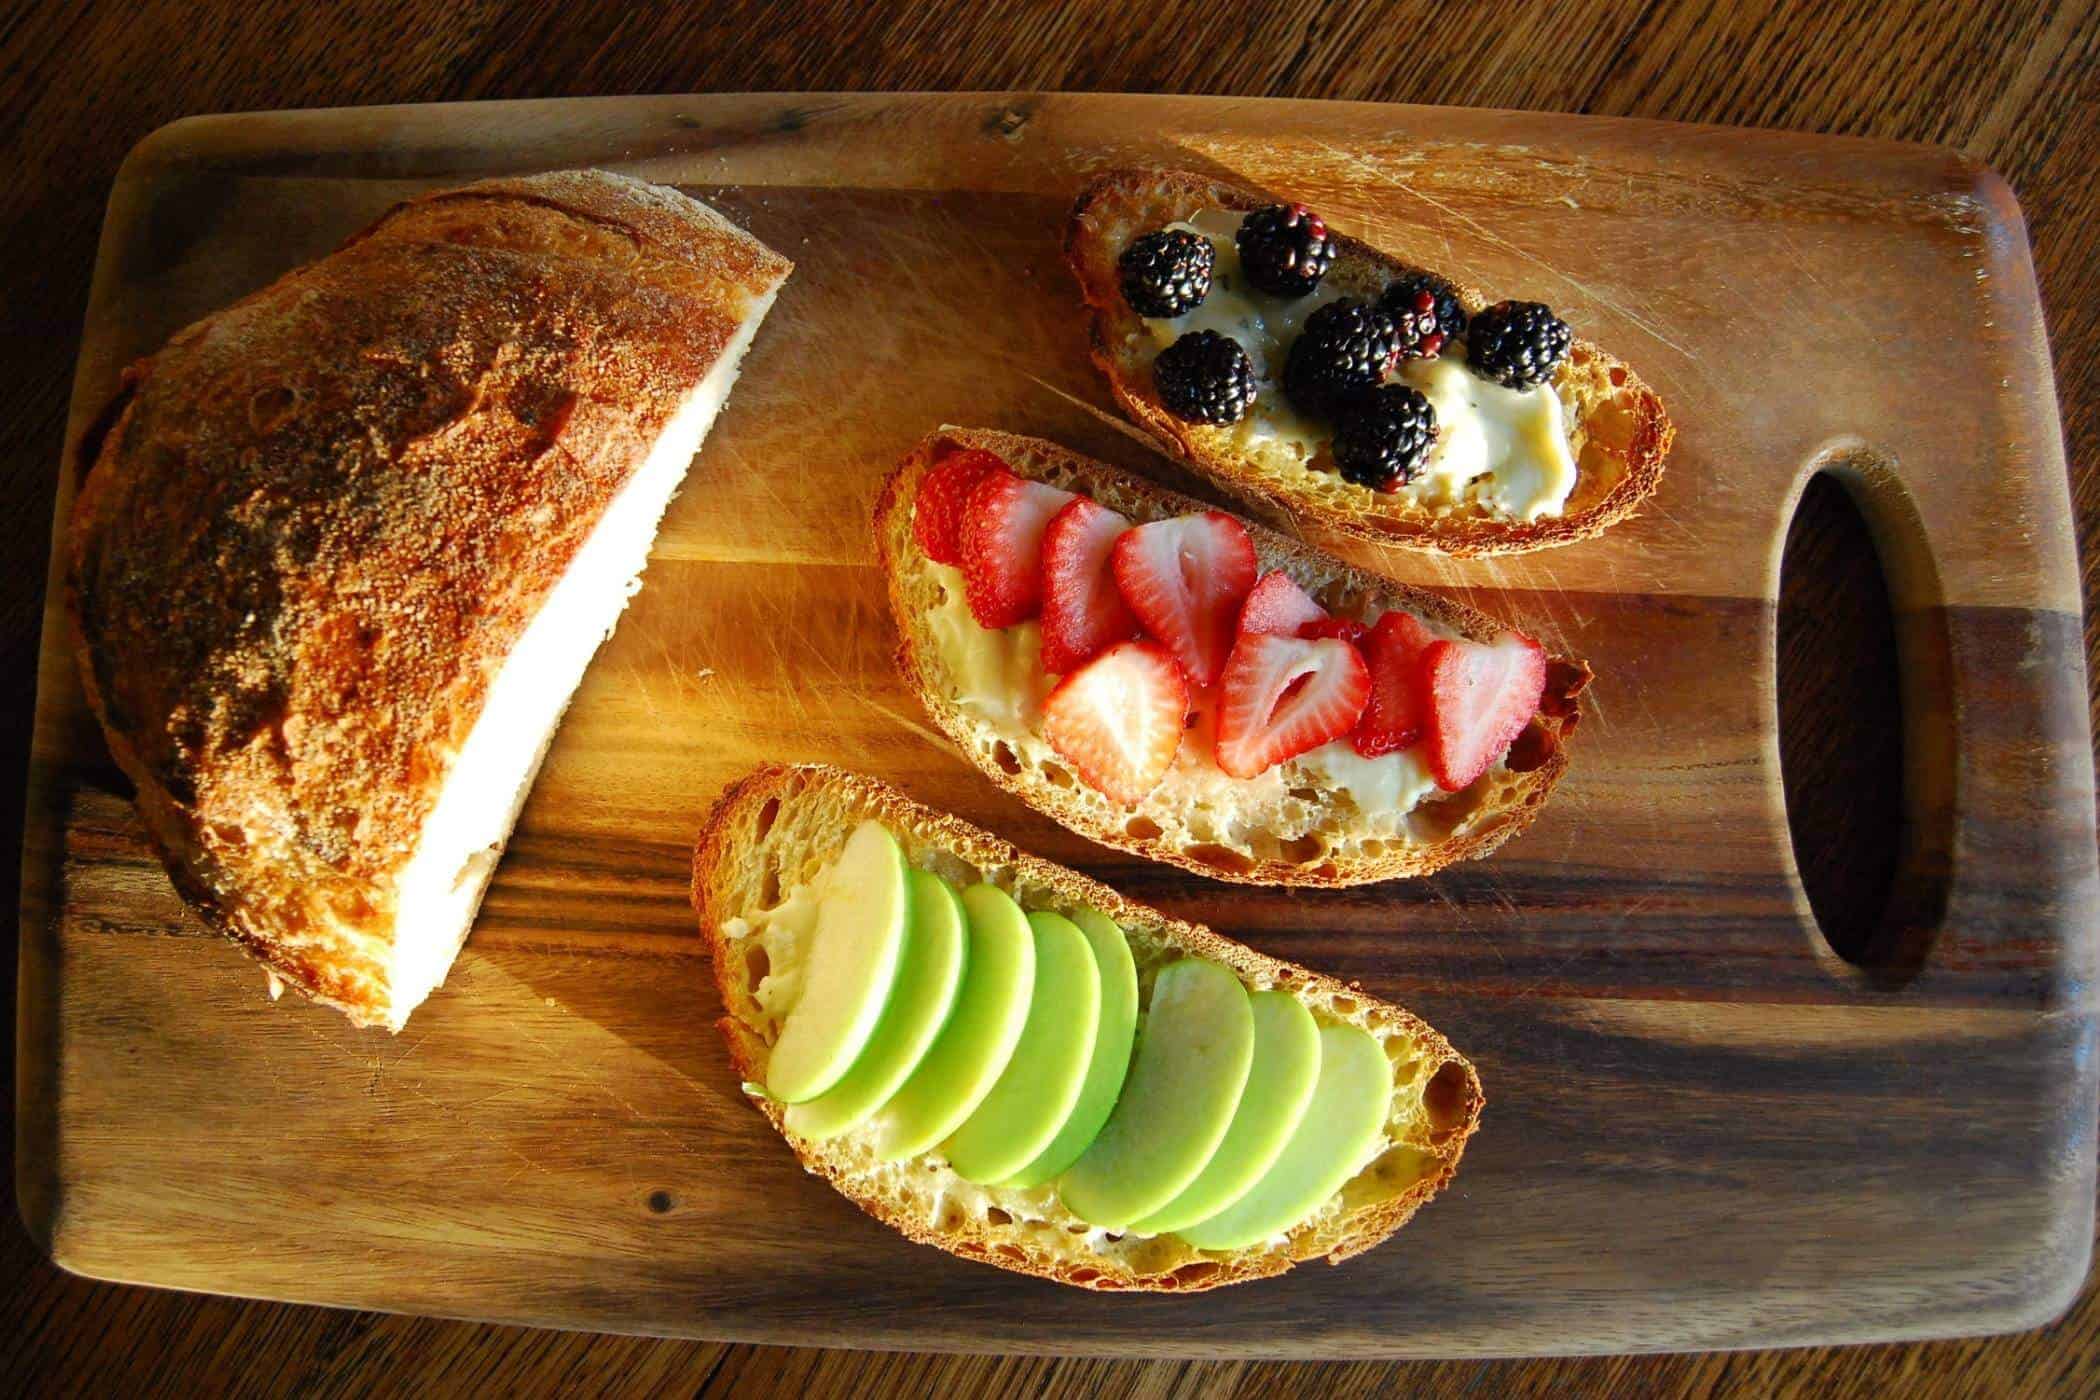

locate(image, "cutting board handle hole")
[[1778, 454, 1952, 986]]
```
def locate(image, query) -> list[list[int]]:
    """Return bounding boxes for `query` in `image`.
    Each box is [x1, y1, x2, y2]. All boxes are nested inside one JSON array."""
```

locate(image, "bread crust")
[[1066, 168, 1674, 555], [692, 763, 1485, 1293], [873, 427, 1589, 887], [66, 170, 792, 1026]]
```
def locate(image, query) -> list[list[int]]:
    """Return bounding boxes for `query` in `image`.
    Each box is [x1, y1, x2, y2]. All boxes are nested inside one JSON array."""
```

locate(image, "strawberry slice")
[[1042, 640, 1189, 804], [1111, 513, 1258, 689], [1350, 611, 1438, 757], [1422, 631, 1548, 791], [1040, 497, 1139, 674], [1214, 632, 1371, 779], [1238, 571, 1327, 638], [913, 449, 1003, 566], [959, 469, 1076, 629]]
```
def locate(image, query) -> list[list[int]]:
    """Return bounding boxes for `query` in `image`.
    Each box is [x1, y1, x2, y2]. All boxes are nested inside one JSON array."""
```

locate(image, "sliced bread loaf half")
[[694, 763, 1484, 1292], [68, 170, 792, 1029], [873, 427, 1590, 887], [1067, 167, 1673, 555]]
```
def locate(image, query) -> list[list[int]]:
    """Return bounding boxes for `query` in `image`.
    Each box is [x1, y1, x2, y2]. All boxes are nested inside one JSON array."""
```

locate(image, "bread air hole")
[[753, 797, 781, 840], [992, 741, 1022, 776], [1505, 720, 1557, 773], [984, 1206, 1012, 1227], [1424, 1060, 1471, 1139], [1281, 834, 1325, 865], [1171, 1262, 1221, 1288], [744, 944, 770, 987], [1410, 793, 1473, 842], [758, 862, 782, 909], [1187, 843, 1256, 876], [1585, 396, 1639, 453], [1068, 1267, 1100, 1285], [1330, 994, 1359, 1016], [1043, 763, 1074, 789], [1372, 1146, 1433, 1192], [1124, 816, 1162, 841]]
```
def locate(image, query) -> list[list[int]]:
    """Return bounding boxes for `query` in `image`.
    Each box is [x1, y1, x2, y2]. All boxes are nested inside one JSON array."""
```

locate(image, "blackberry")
[[1378, 273, 1468, 359], [1282, 299, 1400, 420], [1333, 385, 1439, 491], [1465, 300, 1572, 389], [1154, 330, 1258, 425], [1235, 203, 1335, 297], [1119, 228, 1215, 318]]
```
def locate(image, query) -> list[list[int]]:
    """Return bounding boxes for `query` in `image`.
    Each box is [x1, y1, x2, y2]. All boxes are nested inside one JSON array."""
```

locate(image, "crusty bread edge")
[[1066, 167, 1675, 557], [64, 369, 395, 1028], [873, 426, 1589, 888], [691, 762, 1485, 1293]]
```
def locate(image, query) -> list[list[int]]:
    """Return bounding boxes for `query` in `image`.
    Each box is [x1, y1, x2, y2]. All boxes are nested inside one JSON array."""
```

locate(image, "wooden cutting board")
[[18, 93, 2096, 1357]]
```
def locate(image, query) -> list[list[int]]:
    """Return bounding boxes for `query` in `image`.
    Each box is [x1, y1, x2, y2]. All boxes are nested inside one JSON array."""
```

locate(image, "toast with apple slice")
[[872, 427, 1590, 887], [694, 763, 1484, 1292], [1066, 167, 1674, 555]]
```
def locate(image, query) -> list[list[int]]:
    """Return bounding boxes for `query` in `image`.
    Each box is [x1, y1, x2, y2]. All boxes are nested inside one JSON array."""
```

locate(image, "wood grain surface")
[[23, 86, 2092, 1353], [4, 0, 2097, 1393]]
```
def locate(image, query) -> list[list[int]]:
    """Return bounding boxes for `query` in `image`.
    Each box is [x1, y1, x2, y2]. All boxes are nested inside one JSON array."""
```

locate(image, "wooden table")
[[4, 1, 2094, 1391]]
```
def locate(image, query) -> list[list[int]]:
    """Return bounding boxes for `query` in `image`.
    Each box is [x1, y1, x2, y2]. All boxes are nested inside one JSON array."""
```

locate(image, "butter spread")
[[738, 883, 822, 1029], [925, 563, 1441, 825], [1396, 356, 1575, 522], [1132, 209, 1578, 521]]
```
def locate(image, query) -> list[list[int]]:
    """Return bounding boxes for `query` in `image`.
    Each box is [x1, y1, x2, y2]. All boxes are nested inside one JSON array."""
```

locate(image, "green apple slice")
[[763, 821, 910, 1104], [870, 883, 1036, 1162], [784, 870, 968, 1141], [1058, 959, 1254, 1230], [1001, 909, 1139, 1188], [1130, 989, 1320, 1235], [943, 912, 1101, 1183], [1175, 1023, 1393, 1251]]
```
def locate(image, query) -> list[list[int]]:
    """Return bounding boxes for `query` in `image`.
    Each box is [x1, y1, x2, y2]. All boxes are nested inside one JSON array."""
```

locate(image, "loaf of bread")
[[873, 427, 1590, 887], [67, 170, 792, 1030], [1066, 167, 1674, 555], [695, 763, 1484, 1291]]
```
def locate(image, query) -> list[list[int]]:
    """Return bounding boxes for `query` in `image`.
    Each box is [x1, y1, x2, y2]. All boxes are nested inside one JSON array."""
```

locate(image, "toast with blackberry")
[[1067, 168, 1673, 555]]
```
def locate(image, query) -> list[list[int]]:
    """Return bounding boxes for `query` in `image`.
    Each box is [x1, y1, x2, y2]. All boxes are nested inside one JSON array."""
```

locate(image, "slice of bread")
[[1066, 167, 1674, 555], [694, 763, 1484, 1292], [66, 170, 792, 1030], [873, 427, 1591, 887]]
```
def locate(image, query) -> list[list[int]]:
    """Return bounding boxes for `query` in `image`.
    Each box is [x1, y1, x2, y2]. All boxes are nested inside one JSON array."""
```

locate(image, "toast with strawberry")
[[874, 427, 1591, 887]]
